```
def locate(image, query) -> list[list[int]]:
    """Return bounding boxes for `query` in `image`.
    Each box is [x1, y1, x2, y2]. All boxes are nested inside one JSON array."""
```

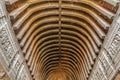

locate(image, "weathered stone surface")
[[0, 0, 32, 80], [0, 0, 120, 80]]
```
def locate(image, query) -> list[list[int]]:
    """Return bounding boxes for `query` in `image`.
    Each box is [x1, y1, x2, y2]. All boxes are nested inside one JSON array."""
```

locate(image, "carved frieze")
[[11, 53, 23, 75], [103, 14, 120, 70], [91, 62, 106, 80], [17, 65, 29, 80], [99, 54, 114, 78], [89, 16, 120, 80], [108, 34, 120, 57], [106, 25, 120, 69], [0, 26, 31, 80], [0, 27, 15, 65], [0, 1, 32, 80]]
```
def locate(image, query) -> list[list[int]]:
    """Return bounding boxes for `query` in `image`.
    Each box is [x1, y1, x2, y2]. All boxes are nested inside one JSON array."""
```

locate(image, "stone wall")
[[88, 3, 120, 80], [0, 0, 120, 80], [0, 0, 32, 80]]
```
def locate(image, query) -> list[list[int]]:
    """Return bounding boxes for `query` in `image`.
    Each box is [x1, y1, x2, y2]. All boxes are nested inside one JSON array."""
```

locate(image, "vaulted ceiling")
[[6, 0, 117, 80]]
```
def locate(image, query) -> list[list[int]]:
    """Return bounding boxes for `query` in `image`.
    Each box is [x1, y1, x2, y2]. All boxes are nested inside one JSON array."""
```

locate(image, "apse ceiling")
[[6, 0, 117, 80]]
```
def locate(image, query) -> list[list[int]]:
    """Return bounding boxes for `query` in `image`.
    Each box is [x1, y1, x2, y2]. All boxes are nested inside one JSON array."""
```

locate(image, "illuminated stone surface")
[[0, 0, 120, 80]]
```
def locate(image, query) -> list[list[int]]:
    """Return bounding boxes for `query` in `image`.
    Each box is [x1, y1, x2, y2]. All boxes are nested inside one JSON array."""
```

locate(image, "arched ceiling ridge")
[[6, 0, 117, 80]]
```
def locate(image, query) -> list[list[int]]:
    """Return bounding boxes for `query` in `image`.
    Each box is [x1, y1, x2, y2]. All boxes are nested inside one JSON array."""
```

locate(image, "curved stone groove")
[[5, 0, 118, 80]]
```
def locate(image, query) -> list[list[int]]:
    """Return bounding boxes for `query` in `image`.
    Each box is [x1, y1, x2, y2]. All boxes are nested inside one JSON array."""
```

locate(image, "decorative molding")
[[0, 0, 32, 80], [89, 3, 120, 80]]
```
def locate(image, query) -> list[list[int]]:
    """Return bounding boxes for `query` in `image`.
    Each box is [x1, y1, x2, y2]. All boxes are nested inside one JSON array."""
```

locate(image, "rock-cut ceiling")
[[6, 0, 117, 80]]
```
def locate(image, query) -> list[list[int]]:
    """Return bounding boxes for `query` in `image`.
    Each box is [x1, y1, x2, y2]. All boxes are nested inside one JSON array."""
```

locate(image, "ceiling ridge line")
[[58, 0, 62, 70]]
